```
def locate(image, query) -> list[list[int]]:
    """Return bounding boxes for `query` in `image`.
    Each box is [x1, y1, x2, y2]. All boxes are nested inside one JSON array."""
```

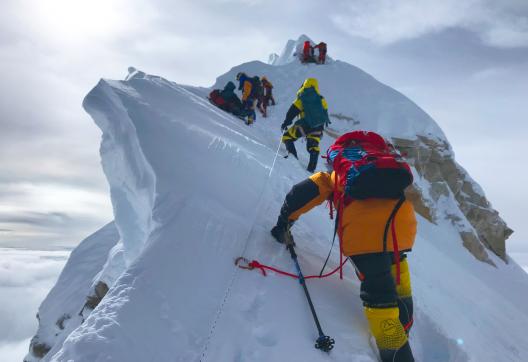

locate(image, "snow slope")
[[27, 38, 528, 362]]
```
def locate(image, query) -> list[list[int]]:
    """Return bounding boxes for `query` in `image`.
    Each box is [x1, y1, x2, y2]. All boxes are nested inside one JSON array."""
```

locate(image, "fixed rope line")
[[235, 256, 348, 280], [200, 136, 283, 362]]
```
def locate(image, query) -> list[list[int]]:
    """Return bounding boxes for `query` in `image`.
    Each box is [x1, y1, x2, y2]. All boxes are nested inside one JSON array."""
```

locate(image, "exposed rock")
[[85, 281, 109, 310], [460, 231, 494, 265], [28, 337, 51, 359], [330, 113, 360, 125], [404, 186, 434, 223], [392, 136, 512, 262], [56, 314, 70, 330]]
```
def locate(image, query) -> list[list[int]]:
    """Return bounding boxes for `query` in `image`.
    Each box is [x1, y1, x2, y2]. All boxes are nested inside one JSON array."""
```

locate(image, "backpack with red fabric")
[[209, 89, 226, 108], [327, 130, 413, 201], [323, 131, 413, 281]]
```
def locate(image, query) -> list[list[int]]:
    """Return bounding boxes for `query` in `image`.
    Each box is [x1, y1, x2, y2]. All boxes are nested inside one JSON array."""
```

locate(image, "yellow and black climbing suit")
[[354, 253, 414, 362], [282, 125, 323, 168], [272, 172, 416, 361], [281, 78, 329, 173]]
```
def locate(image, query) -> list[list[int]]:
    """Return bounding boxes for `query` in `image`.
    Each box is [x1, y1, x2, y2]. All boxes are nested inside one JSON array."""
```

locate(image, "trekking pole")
[[284, 231, 335, 353]]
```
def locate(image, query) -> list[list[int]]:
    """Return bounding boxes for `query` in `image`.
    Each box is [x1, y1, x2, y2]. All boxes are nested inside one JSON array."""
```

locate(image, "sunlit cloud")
[[331, 0, 528, 48]]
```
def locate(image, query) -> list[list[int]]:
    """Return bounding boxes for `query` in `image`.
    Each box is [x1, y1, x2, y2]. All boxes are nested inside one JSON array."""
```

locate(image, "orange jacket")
[[241, 80, 252, 101], [287, 172, 417, 256]]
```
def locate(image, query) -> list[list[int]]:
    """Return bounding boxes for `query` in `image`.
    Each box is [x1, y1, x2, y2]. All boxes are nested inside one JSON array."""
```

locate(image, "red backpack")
[[325, 131, 413, 282], [209, 89, 226, 108], [326, 131, 413, 202]]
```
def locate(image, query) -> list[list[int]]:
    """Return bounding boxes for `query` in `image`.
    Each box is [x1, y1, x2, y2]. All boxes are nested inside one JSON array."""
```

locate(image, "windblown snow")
[[26, 37, 528, 362]]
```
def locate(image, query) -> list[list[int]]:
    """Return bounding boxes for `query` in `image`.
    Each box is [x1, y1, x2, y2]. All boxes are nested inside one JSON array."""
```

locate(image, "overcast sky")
[[0, 0, 527, 266]]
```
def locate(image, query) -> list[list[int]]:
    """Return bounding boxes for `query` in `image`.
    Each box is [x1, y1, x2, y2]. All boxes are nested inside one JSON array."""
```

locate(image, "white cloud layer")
[[332, 0, 528, 48], [0, 338, 32, 362], [0, 248, 69, 361]]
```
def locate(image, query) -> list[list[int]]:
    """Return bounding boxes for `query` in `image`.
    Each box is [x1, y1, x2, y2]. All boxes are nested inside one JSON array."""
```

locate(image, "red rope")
[[337, 199, 345, 280], [244, 258, 349, 280], [403, 317, 413, 332]]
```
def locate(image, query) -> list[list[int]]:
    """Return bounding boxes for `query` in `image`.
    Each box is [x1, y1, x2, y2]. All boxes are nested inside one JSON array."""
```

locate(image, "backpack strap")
[[382, 196, 405, 252], [382, 196, 406, 284], [318, 207, 339, 277]]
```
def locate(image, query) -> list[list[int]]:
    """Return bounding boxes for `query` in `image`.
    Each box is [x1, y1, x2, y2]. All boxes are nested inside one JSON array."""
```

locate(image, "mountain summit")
[[26, 38, 526, 362]]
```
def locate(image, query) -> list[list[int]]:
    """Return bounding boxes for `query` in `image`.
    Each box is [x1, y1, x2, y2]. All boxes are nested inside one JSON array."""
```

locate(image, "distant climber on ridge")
[[261, 76, 275, 117], [236, 72, 259, 125], [301, 40, 315, 63], [281, 78, 329, 172], [314, 42, 327, 64], [252, 76, 267, 118], [208, 81, 246, 119], [271, 131, 417, 362]]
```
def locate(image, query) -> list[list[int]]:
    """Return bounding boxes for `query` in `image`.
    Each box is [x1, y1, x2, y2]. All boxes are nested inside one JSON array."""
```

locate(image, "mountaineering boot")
[[284, 140, 298, 159], [364, 306, 414, 362], [379, 341, 414, 362], [307, 151, 319, 173], [270, 225, 295, 246], [270, 219, 295, 246], [246, 115, 254, 125]]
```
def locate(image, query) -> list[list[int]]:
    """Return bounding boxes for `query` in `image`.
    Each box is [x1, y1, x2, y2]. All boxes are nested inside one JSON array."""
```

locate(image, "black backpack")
[[250, 77, 263, 98]]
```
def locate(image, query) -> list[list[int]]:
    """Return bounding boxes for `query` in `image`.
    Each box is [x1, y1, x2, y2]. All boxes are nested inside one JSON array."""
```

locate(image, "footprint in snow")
[[252, 325, 278, 347]]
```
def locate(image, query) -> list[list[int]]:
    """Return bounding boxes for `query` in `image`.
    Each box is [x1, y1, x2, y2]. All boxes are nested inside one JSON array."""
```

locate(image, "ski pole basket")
[[315, 335, 335, 352]]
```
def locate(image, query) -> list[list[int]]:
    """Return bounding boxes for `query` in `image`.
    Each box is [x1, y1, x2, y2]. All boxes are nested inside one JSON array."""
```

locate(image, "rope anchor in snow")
[[234, 257, 267, 276]]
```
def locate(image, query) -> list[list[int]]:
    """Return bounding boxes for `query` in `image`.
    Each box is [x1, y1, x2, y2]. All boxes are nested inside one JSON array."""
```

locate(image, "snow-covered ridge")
[[26, 38, 527, 362]]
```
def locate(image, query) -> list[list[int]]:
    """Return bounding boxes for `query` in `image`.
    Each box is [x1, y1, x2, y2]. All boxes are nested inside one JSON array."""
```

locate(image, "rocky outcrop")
[[26, 281, 111, 362], [25, 222, 119, 362], [84, 281, 109, 312], [393, 136, 512, 264]]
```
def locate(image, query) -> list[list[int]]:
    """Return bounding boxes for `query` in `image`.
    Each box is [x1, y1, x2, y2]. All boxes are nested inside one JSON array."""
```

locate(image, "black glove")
[[281, 121, 289, 131]]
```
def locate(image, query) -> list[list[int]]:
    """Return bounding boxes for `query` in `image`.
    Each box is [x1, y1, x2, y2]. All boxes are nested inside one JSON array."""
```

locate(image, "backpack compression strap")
[[382, 196, 406, 284]]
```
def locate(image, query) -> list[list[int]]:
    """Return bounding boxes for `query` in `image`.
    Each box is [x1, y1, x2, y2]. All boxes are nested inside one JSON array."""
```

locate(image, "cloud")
[[0, 211, 72, 227], [0, 248, 68, 359], [0, 338, 32, 362], [0, 182, 112, 248], [331, 0, 528, 48]]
